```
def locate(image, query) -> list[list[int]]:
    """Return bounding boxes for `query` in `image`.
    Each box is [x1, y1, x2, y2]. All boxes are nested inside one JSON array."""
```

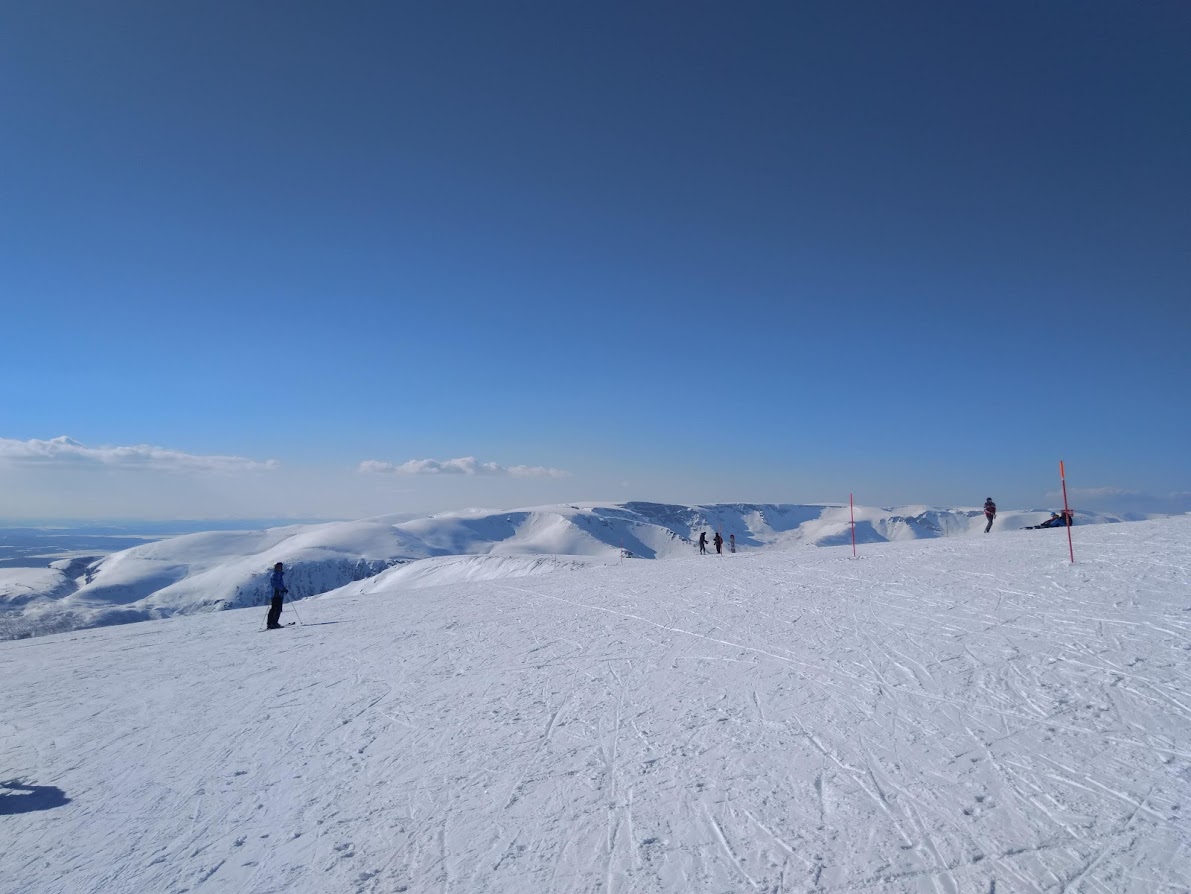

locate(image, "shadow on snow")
[[0, 779, 71, 815]]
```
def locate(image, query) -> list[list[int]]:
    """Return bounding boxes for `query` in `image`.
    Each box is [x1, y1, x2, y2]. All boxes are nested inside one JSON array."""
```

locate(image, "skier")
[[729, 533, 736, 553], [266, 562, 288, 629], [983, 497, 997, 533], [698, 532, 708, 554], [713, 531, 723, 554]]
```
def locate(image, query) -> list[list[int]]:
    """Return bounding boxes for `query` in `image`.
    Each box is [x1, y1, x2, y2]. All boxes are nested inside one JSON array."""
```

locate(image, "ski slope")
[[0, 502, 1132, 641], [2, 517, 1188, 893]]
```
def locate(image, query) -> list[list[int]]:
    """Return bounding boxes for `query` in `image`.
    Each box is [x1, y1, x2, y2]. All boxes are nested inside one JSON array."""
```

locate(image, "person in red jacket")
[[983, 498, 997, 533]]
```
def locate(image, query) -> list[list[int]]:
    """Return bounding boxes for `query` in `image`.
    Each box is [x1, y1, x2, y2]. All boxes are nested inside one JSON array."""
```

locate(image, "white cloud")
[[358, 456, 570, 479], [0, 436, 278, 473]]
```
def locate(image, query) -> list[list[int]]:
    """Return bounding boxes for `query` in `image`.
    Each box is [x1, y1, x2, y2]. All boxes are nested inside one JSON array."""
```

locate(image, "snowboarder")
[[713, 531, 723, 554], [729, 533, 736, 553], [266, 562, 288, 629], [698, 532, 708, 554], [983, 497, 997, 533]]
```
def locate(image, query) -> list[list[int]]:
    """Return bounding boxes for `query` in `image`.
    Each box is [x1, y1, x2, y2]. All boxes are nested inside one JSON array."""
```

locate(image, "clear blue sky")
[[2, 1, 1188, 520]]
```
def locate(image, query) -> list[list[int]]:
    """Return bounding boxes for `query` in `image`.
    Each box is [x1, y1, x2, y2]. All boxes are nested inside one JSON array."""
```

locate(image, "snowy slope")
[[0, 503, 1136, 640], [0, 566, 75, 607], [326, 554, 610, 598], [2, 516, 1187, 893], [0, 520, 434, 639]]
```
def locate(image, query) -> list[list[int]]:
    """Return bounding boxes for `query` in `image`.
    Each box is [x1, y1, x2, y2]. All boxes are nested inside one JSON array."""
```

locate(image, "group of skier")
[[267, 500, 1072, 626], [690, 498, 1071, 557], [697, 531, 735, 555], [984, 497, 1074, 532]]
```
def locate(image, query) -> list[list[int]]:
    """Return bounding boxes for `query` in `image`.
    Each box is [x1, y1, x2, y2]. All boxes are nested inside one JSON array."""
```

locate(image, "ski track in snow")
[[1, 518, 1189, 893]]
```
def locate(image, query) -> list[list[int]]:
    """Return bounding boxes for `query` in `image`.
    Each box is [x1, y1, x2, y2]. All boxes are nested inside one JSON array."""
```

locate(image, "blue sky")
[[2, 1, 1188, 520]]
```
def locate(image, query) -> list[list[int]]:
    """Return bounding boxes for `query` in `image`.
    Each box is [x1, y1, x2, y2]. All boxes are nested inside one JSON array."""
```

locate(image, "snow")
[[2, 515, 1188, 893], [0, 567, 74, 606], [0, 502, 1138, 641]]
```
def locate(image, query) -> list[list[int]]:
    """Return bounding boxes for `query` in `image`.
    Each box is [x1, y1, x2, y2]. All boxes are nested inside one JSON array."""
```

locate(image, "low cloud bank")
[[359, 456, 569, 478], [0, 436, 278, 473]]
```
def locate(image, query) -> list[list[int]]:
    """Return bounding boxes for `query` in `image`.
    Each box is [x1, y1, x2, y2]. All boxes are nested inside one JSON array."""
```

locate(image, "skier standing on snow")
[[698, 532, 708, 554], [713, 531, 723, 554], [266, 562, 288, 629], [983, 497, 997, 534]]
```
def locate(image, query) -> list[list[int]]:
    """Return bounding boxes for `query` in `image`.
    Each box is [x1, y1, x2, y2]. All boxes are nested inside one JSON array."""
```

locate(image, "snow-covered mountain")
[[0, 502, 1133, 640], [2, 516, 1187, 893]]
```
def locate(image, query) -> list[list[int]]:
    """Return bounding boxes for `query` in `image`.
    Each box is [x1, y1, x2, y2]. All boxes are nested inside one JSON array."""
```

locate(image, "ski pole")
[[283, 590, 303, 626]]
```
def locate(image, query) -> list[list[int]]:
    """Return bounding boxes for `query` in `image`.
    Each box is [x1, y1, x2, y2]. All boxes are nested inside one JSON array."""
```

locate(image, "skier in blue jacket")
[[266, 562, 288, 629]]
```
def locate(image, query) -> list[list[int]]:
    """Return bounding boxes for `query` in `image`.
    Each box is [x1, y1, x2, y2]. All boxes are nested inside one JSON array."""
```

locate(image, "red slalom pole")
[[850, 493, 857, 558], [1060, 460, 1075, 563]]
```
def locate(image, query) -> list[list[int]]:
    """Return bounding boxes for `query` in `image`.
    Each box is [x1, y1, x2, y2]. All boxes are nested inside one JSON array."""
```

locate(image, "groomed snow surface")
[[2, 516, 1188, 893]]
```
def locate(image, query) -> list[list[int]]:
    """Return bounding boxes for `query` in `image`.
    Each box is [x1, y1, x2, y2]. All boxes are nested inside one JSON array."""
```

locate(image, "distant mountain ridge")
[[0, 501, 1131, 639]]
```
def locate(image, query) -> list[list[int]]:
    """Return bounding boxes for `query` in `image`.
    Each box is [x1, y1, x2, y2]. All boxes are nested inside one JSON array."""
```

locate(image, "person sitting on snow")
[[1028, 512, 1071, 529]]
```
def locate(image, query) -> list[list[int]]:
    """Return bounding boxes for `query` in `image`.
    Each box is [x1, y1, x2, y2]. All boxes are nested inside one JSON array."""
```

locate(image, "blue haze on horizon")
[[1, 2, 1188, 520]]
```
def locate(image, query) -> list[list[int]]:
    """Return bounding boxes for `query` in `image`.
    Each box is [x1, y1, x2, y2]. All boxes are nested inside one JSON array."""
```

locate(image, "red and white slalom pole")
[[1060, 460, 1075, 564]]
